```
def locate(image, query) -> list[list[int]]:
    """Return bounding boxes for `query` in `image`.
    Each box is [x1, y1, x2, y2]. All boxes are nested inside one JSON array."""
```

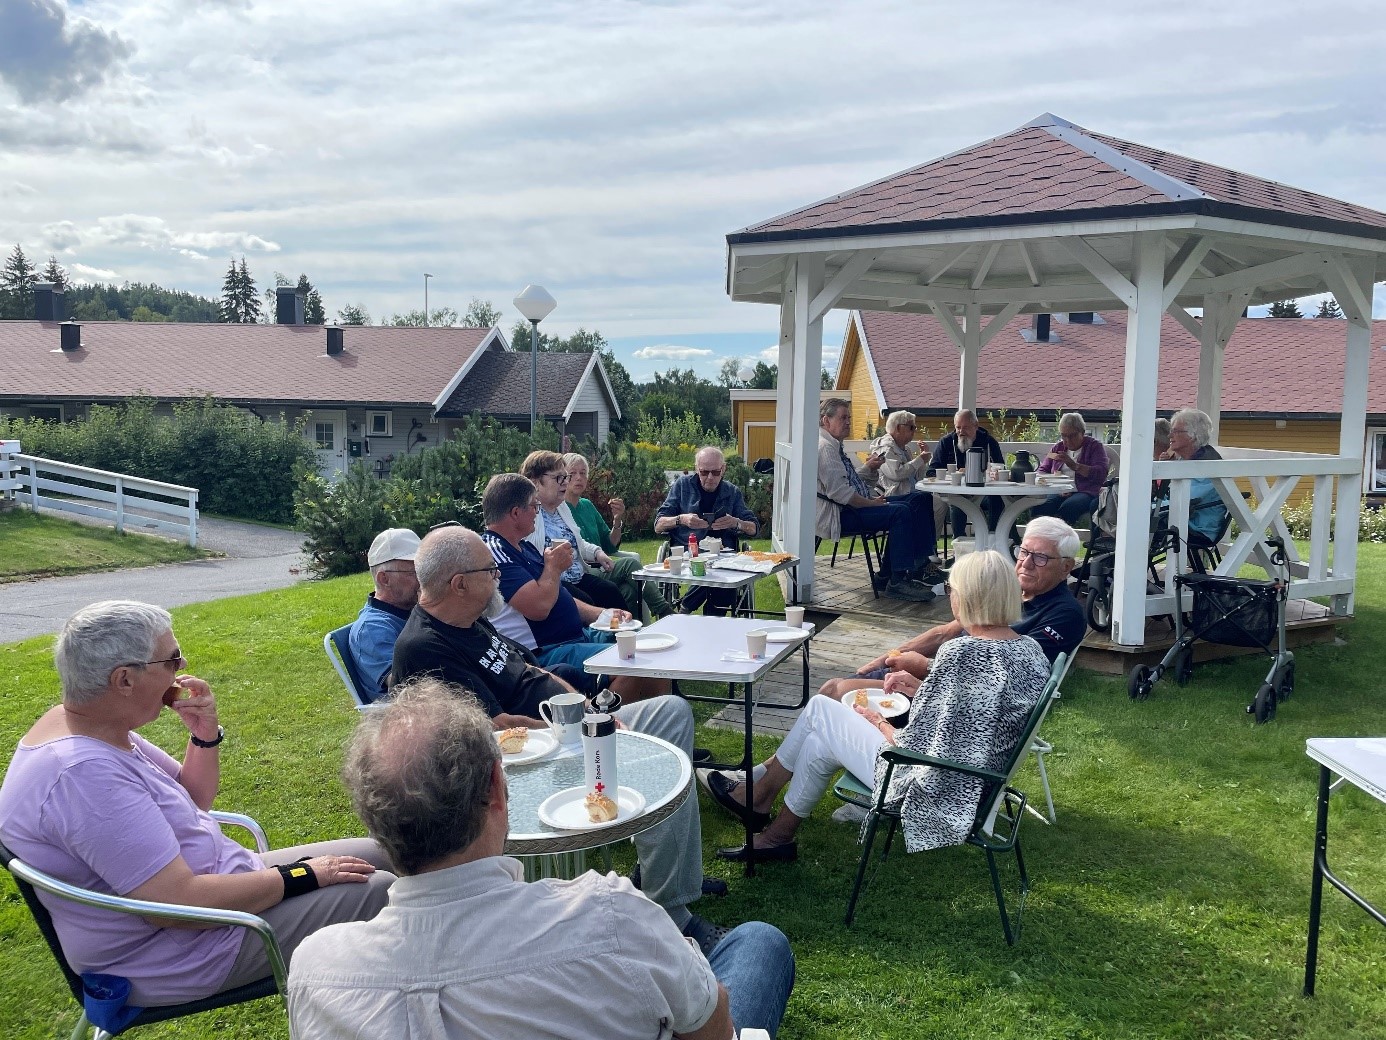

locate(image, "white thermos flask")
[[582, 713, 618, 801]]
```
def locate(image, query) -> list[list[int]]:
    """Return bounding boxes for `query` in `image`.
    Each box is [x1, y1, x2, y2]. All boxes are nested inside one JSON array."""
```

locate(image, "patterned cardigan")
[[873, 634, 1050, 853]]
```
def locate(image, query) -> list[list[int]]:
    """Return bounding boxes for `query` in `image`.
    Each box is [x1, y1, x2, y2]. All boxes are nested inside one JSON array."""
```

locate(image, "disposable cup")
[[949, 471, 965, 485], [615, 631, 637, 660], [785, 606, 806, 628], [1024, 471, 1039, 485], [747, 630, 768, 659]]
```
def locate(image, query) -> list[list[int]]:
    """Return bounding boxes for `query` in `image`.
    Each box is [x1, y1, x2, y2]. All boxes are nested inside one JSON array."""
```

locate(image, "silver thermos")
[[965, 446, 988, 487]]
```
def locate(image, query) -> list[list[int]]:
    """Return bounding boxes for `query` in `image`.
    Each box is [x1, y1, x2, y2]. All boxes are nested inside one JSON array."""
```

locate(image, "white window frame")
[[1366, 427, 1386, 494], [367, 411, 392, 438]]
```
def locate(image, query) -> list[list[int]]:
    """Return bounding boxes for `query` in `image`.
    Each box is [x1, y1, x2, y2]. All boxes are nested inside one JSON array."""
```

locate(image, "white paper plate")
[[633, 631, 680, 652], [587, 610, 642, 634], [761, 627, 810, 643], [496, 727, 558, 766], [840, 689, 912, 717], [537, 785, 647, 831]]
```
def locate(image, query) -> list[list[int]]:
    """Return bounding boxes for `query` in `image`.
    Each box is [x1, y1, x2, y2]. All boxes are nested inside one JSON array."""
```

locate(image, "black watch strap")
[[190, 726, 225, 749]]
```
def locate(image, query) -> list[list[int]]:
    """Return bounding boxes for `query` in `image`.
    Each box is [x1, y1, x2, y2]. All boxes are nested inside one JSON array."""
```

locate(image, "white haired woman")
[[865, 410, 944, 582], [1160, 408, 1229, 547], [1030, 412, 1109, 525], [0, 601, 395, 1007], [563, 452, 672, 618], [705, 551, 1050, 863]]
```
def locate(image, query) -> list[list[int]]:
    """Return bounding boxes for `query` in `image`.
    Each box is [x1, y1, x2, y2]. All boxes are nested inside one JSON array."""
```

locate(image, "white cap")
[[368, 528, 421, 567]]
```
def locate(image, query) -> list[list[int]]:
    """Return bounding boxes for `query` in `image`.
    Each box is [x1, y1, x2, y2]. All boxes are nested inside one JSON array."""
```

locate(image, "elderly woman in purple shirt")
[[0, 601, 395, 1007], [1029, 412, 1110, 525]]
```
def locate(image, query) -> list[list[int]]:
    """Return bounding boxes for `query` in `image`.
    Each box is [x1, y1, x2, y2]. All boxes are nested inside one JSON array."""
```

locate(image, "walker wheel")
[[1174, 647, 1194, 686], [1249, 683, 1276, 724], [1085, 584, 1112, 633], [1277, 659, 1295, 702], [1127, 664, 1154, 701]]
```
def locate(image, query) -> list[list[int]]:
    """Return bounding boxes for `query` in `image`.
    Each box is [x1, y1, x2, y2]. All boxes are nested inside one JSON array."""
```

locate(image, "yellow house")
[[731, 389, 847, 465]]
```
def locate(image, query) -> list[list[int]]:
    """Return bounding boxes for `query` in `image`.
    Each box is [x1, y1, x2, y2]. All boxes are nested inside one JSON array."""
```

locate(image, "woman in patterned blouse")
[[709, 550, 1050, 862]]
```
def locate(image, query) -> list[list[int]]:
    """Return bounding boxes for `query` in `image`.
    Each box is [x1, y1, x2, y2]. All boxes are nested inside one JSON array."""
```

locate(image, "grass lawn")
[[2, 543, 1385, 1038], [0, 509, 207, 582]]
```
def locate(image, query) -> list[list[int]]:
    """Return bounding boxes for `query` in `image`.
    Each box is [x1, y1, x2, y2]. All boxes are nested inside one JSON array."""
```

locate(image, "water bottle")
[[582, 713, 618, 801]]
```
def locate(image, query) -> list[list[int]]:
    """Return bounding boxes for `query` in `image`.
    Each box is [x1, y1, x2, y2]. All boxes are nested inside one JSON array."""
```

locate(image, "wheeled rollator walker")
[[1127, 536, 1293, 723]]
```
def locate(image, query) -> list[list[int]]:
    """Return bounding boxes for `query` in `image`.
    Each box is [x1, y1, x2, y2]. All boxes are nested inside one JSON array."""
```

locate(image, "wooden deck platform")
[[704, 553, 1344, 734]]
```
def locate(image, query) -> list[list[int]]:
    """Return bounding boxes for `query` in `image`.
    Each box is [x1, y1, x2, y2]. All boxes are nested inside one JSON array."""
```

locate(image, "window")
[[314, 421, 335, 450], [367, 411, 392, 437], [1368, 429, 1386, 493], [28, 405, 63, 423]]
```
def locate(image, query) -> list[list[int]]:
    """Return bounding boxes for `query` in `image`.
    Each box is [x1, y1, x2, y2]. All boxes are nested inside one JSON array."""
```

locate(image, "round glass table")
[[504, 730, 691, 879]]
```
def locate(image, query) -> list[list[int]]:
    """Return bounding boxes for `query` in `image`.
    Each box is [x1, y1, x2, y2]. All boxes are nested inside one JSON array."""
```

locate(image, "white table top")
[[583, 613, 814, 683], [917, 478, 1075, 497], [631, 553, 798, 589], [1306, 737, 1386, 804]]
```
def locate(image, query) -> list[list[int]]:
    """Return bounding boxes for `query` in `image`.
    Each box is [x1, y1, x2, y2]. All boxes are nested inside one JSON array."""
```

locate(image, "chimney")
[[276, 286, 306, 325], [59, 322, 82, 352], [34, 282, 65, 322], [326, 326, 344, 355], [1032, 313, 1052, 342], [1067, 312, 1094, 324]]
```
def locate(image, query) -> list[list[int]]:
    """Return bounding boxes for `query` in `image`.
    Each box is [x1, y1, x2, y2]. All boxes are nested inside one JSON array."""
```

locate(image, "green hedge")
[[0, 398, 314, 523]]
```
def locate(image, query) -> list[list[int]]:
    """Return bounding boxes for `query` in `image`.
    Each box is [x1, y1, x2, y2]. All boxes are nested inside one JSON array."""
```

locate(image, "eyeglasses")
[[1014, 546, 1063, 568], [544, 472, 569, 485], [456, 564, 501, 579], [377, 568, 417, 577], [900, 423, 917, 430], [696, 468, 725, 478], [122, 649, 187, 670], [429, 520, 463, 531]]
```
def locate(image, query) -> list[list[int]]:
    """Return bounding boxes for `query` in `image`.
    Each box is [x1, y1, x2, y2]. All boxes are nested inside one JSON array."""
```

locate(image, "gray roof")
[[437, 351, 598, 417]]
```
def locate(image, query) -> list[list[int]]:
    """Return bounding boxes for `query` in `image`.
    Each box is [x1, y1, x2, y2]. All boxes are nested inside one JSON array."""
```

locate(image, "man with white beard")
[[388, 526, 731, 952]]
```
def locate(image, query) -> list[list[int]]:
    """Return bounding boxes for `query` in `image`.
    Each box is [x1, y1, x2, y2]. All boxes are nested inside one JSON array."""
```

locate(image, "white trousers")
[[776, 696, 886, 818]]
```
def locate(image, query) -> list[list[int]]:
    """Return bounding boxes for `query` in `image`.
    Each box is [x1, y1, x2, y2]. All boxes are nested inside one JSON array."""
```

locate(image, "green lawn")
[[0, 509, 207, 582], [1, 545, 1384, 1038]]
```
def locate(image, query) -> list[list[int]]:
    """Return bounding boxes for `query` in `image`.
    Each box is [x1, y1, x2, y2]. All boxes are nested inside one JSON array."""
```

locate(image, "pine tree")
[[0, 244, 38, 319], [237, 258, 260, 323], [1315, 298, 1343, 319], [220, 258, 242, 322], [296, 273, 326, 324], [1267, 299, 1303, 318], [40, 255, 68, 290]]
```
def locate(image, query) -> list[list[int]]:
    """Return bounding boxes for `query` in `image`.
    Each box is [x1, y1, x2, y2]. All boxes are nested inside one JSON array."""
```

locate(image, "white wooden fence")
[[0, 440, 200, 547]]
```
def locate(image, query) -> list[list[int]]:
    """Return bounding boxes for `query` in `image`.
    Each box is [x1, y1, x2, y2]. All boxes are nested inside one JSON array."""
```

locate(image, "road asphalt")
[[0, 515, 311, 644]]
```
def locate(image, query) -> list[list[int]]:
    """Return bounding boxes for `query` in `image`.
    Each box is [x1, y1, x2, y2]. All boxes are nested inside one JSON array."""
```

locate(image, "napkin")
[[720, 650, 762, 662]]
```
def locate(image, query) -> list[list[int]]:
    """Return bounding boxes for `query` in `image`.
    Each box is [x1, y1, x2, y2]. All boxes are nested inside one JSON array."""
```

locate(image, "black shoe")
[[885, 577, 936, 602], [705, 772, 771, 832], [716, 841, 798, 863], [914, 563, 948, 585], [681, 913, 733, 956], [692, 747, 713, 766], [632, 865, 727, 898]]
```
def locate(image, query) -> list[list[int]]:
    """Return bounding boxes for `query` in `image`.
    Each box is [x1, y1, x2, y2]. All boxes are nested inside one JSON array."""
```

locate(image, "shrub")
[[1281, 495, 1386, 543], [630, 409, 735, 469], [584, 441, 671, 537], [0, 397, 314, 523]]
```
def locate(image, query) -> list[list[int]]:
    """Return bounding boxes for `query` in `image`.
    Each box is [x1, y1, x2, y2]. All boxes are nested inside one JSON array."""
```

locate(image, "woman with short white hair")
[[1031, 411, 1109, 525], [1160, 408, 1228, 546], [864, 410, 944, 582], [704, 550, 1050, 862]]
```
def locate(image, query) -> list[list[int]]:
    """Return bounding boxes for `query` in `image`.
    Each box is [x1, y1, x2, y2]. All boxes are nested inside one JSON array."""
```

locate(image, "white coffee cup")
[[615, 630, 638, 660], [946, 463, 957, 474], [1025, 471, 1038, 485], [785, 606, 806, 628], [539, 692, 586, 745], [747, 629, 769, 659], [950, 471, 965, 485]]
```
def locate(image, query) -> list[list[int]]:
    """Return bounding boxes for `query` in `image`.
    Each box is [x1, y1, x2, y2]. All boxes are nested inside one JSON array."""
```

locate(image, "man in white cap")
[[349, 528, 422, 700]]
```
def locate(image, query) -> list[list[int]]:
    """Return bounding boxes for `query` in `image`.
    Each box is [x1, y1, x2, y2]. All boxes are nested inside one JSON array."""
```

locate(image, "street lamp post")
[[513, 285, 557, 433], [423, 273, 433, 326]]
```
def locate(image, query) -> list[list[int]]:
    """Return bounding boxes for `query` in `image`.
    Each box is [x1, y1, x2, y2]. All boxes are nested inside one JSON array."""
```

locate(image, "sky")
[[1, 0, 1385, 383]]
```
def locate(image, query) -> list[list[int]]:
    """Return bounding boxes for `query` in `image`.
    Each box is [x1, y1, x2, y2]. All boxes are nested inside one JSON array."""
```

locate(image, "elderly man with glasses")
[[654, 445, 760, 616], [347, 528, 422, 701], [816, 516, 1087, 703]]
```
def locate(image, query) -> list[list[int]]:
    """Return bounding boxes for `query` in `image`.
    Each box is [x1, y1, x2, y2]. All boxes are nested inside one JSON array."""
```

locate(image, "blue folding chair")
[[324, 624, 379, 710]]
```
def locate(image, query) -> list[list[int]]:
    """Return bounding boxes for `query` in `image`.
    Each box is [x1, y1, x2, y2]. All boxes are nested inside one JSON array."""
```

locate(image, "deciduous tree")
[[461, 297, 502, 327], [337, 304, 371, 325]]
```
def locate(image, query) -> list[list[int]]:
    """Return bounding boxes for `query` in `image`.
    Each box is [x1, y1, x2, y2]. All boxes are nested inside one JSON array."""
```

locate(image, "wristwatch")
[[190, 726, 225, 749]]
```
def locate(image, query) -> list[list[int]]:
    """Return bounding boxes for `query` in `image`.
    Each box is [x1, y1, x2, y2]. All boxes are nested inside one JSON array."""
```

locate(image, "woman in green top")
[[563, 453, 672, 619]]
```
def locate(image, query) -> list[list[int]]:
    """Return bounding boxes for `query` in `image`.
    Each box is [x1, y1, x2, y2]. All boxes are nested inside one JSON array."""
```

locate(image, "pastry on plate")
[[497, 727, 529, 754], [852, 690, 869, 709], [584, 792, 619, 822]]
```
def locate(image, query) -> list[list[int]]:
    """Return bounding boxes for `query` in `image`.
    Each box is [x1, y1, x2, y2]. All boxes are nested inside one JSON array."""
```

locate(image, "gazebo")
[[726, 114, 1386, 645]]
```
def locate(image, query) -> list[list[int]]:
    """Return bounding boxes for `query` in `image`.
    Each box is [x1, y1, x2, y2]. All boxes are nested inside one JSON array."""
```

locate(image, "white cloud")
[[632, 345, 716, 361], [70, 262, 122, 282], [0, 0, 131, 104]]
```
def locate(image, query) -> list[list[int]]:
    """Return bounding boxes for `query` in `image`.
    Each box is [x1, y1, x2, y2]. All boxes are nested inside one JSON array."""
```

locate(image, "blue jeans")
[[1029, 490, 1097, 526], [839, 500, 917, 579], [708, 921, 796, 1038], [536, 634, 613, 691]]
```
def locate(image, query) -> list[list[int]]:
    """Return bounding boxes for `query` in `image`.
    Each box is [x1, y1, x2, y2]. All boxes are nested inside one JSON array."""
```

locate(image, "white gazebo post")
[[771, 262, 798, 556], [958, 301, 982, 412], [1110, 232, 1167, 645], [785, 256, 825, 601], [1324, 255, 1378, 615]]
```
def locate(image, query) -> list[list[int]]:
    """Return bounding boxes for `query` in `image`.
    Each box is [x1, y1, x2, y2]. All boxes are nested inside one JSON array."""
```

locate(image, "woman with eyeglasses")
[[865, 410, 945, 584], [562, 452, 673, 619], [703, 551, 1050, 864], [0, 601, 395, 1007], [519, 451, 628, 613]]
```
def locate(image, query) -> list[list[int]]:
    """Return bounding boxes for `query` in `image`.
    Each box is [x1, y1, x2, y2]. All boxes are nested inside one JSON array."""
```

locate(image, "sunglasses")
[[122, 649, 187, 670]]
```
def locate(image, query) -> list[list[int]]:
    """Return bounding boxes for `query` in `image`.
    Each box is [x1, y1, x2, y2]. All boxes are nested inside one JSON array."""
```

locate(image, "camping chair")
[[814, 494, 889, 599], [1025, 649, 1075, 825], [0, 813, 287, 1040], [833, 653, 1067, 943], [324, 624, 379, 710]]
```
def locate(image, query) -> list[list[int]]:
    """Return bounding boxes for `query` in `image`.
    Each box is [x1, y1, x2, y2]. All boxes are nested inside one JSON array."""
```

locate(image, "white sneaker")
[[832, 803, 869, 824]]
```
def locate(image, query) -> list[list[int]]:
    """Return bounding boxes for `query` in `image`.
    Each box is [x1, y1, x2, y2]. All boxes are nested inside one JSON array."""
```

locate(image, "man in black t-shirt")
[[388, 526, 730, 953]]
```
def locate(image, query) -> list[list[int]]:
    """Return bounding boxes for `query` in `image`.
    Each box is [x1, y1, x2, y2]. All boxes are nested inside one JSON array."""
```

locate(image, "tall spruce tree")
[[237, 258, 260, 323], [0, 244, 38, 319], [296, 273, 325, 324], [40, 255, 68, 290], [1267, 299, 1303, 318], [220, 258, 242, 322], [1315, 298, 1343, 319]]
